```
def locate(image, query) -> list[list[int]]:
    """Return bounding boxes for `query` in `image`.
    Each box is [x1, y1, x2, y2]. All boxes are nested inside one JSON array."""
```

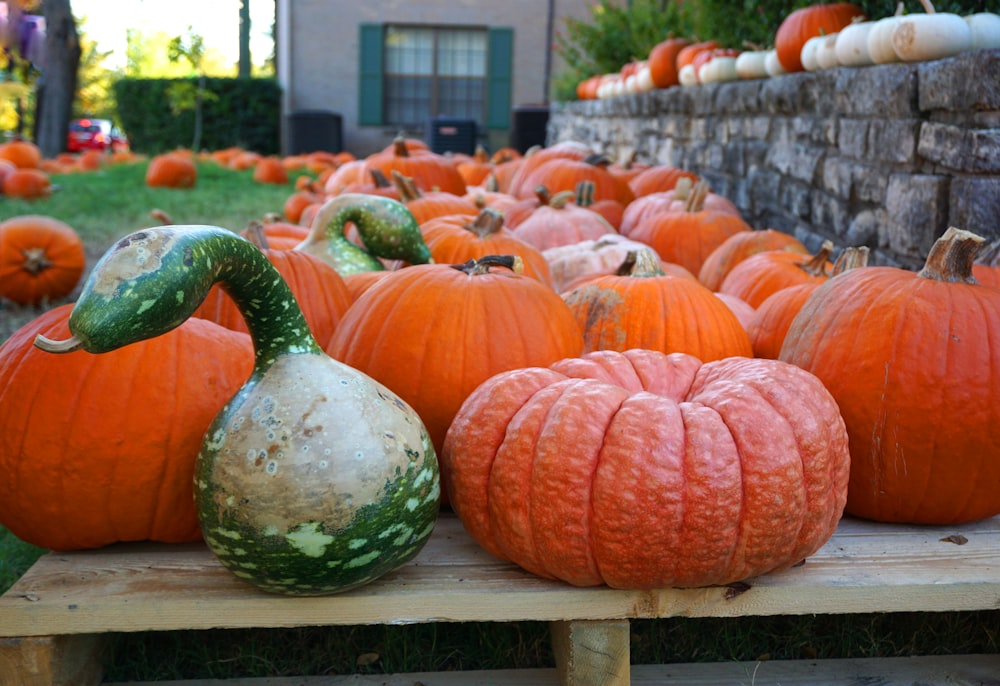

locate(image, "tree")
[[238, 0, 250, 78], [166, 27, 215, 151], [35, 0, 81, 157]]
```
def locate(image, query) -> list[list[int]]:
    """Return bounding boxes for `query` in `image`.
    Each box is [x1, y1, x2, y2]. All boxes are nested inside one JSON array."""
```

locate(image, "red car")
[[67, 118, 129, 154]]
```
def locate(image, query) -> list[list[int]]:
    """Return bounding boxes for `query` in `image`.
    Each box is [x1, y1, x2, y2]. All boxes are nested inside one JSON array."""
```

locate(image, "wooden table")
[[2, 513, 999, 685]]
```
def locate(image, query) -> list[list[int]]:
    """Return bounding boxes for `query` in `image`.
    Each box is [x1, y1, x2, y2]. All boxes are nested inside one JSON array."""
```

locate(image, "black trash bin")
[[287, 110, 343, 155], [425, 117, 477, 155], [510, 105, 549, 153]]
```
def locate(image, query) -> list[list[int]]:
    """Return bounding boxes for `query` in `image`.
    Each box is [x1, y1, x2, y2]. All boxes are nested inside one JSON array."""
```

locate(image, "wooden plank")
[[550, 620, 630, 685], [0, 634, 104, 686], [2, 514, 999, 638], [100, 655, 1000, 686]]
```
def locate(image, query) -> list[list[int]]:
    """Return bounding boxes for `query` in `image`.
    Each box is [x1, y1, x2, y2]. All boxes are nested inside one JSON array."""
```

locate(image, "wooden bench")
[[1, 512, 999, 686]]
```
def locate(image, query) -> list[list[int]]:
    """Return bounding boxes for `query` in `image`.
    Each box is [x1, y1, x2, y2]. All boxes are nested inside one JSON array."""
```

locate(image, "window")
[[359, 24, 512, 130], [383, 25, 487, 129]]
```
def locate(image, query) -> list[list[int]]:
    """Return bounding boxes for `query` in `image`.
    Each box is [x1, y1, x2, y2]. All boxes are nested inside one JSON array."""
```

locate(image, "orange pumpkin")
[[748, 246, 869, 359], [0, 139, 42, 169], [392, 171, 478, 225], [719, 240, 834, 308], [0, 304, 254, 550], [0, 215, 86, 305], [420, 208, 554, 288], [627, 164, 700, 198], [363, 136, 466, 196], [511, 152, 635, 206], [325, 256, 584, 470], [698, 229, 810, 292], [646, 37, 692, 89], [441, 348, 850, 588], [1, 167, 52, 199], [775, 2, 866, 72], [622, 182, 751, 276], [252, 156, 290, 184], [779, 228, 1000, 524], [146, 152, 197, 188], [561, 248, 753, 360], [504, 140, 594, 198]]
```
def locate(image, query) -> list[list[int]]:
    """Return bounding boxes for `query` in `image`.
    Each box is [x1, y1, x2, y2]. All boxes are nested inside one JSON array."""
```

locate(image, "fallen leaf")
[[356, 652, 381, 667], [940, 534, 968, 545], [724, 581, 752, 599]]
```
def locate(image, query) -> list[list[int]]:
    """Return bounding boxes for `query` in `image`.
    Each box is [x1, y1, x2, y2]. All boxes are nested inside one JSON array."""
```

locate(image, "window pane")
[[385, 27, 433, 75], [383, 26, 486, 128]]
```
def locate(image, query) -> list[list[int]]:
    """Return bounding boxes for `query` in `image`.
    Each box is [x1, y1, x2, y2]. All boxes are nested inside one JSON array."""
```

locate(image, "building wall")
[[548, 49, 1000, 269], [276, 0, 606, 157]]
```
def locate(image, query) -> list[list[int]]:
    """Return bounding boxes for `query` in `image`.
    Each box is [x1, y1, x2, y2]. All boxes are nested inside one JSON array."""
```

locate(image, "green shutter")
[[486, 27, 513, 130], [358, 24, 384, 126]]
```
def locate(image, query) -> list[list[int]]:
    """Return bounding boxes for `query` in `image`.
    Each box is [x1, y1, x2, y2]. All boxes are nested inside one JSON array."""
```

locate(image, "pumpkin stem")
[[619, 248, 666, 277], [243, 221, 271, 251], [918, 0, 936, 14], [831, 245, 870, 276], [534, 185, 552, 205], [473, 144, 490, 163], [392, 135, 411, 158], [684, 181, 710, 213], [484, 173, 499, 193], [391, 170, 422, 202], [370, 168, 392, 188], [583, 152, 612, 168], [468, 208, 506, 238], [450, 254, 524, 276], [798, 240, 834, 278], [21, 247, 53, 275], [918, 227, 984, 284], [149, 208, 173, 225], [575, 180, 596, 208], [548, 190, 577, 209], [33, 333, 84, 354], [672, 176, 693, 200]]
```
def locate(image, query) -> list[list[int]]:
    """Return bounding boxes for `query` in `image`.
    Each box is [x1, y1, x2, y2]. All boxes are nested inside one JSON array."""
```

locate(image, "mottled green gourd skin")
[[296, 193, 433, 276], [66, 225, 440, 595]]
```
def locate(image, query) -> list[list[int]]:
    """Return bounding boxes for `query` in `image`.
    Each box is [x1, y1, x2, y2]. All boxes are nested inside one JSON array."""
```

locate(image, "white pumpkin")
[[800, 35, 825, 71], [836, 20, 876, 66], [868, 15, 906, 64], [891, 12, 971, 62], [700, 56, 740, 83], [635, 63, 655, 92], [736, 50, 770, 79], [965, 13, 1000, 50], [679, 63, 699, 86], [815, 32, 842, 69], [765, 49, 788, 77]]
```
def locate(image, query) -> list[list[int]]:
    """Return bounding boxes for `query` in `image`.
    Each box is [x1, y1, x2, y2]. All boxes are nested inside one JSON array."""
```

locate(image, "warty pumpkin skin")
[[0, 304, 254, 550], [779, 227, 1000, 525], [442, 348, 850, 589]]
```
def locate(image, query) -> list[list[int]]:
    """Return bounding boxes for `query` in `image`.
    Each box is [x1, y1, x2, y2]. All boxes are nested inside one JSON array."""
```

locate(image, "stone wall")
[[547, 49, 1000, 269]]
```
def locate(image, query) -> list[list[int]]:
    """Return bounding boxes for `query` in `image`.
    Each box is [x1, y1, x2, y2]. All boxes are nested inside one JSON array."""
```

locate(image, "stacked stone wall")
[[548, 49, 1000, 268]]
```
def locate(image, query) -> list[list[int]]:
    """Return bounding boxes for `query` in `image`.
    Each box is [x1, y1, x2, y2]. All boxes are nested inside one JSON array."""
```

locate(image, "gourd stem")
[[33, 333, 84, 353], [619, 248, 666, 278], [468, 208, 505, 238], [798, 240, 834, 278], [451, 254, 523, 276]]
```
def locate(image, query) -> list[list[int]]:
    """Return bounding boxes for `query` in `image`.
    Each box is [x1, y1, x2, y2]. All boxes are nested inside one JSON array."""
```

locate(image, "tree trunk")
[[238, 0, 251, 78], [35, 0, 81, 158]]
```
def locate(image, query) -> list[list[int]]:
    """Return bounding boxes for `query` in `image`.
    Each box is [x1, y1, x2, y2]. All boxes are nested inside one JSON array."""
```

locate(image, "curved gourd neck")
[[70, 225, 323, 369]]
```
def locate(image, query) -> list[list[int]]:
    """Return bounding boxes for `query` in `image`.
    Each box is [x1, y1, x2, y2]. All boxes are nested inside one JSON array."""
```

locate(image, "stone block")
[[835, 63, 918, 117], [782, 178, 813, 220], [885, 174, 950, 258], [760, 71, 829, 115], [918, 48, 1000, 112], [714, 79, 761, 115], [918, 122, 1000, 174], [820, 156, 854, 200], [845, 208, 887, 248], [837, 118, 869, 160], [810, 190, 851, 239], [868, 119, 920, 165], [949, 177, 1000, 241], [766, 141, 824, 184]]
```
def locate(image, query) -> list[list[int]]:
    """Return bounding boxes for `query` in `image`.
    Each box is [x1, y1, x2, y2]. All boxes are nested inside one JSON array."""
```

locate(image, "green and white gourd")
[[295, 193, 433, 275], [35, 225, 440, 596]]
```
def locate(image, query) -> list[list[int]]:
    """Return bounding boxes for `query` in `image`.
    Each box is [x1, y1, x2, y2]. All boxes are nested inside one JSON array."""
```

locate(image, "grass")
[[2, 157, 999, 680]]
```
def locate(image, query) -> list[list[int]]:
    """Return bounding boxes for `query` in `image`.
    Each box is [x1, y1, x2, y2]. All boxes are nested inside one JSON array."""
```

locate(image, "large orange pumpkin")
[[1, 167, 52, 199], [325, 256, 584, 475], [0, 215, 86, 305], [0, 139, 42, 169], [0, 305, 254, 550], [775, 3, 866, 72], [561, 248, 752, 360], [646, 37, 692, 89], [698, 229, 809, 292], [719, 240, 834, 308], [779, 227, 1000, 524], [363, 136, 467, 196], [441, 348, 850, 589]]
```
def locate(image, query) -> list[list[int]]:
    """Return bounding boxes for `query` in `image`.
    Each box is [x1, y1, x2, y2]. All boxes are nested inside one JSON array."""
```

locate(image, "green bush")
[[553, 0, 992, 101], [113, 77, 282, 155]]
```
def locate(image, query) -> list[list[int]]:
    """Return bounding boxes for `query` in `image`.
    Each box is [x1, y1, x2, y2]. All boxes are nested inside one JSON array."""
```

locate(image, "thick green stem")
[[35, 225, 321, 369]]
